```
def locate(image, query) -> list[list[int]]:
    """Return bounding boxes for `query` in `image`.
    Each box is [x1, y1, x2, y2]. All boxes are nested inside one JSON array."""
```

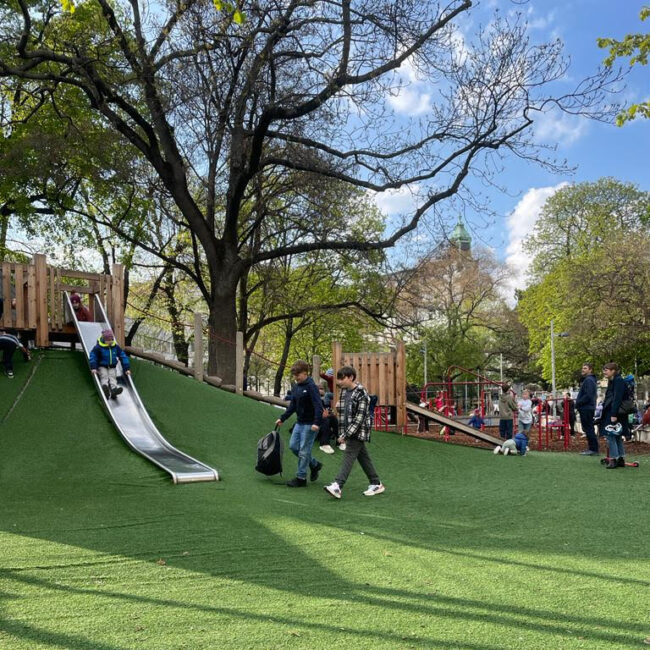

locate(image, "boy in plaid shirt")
[[324, 366, 385, 499]]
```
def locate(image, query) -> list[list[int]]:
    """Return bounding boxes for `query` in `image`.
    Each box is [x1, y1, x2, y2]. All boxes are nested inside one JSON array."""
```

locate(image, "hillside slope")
[[0, 350, 647, 649]]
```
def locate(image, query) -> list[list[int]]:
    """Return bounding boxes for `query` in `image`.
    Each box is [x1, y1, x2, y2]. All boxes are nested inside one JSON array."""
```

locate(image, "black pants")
[[578, 408, 598, 452], [0, 339, 17, 372], [317, 415, 339, 445], [335, 438, 380, 487]]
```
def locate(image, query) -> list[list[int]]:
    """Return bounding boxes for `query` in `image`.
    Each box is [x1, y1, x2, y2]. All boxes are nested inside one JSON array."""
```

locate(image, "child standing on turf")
[[324, 366, 384, 499], [498, 384, 518, 440], [276, 360, 323, 487], [89, 329, 131, 399], [514, 389, 533, 456]]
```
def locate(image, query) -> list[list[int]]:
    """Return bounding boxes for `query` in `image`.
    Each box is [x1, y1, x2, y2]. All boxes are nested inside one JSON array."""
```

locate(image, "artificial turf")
[[0, 349, 648, 649]]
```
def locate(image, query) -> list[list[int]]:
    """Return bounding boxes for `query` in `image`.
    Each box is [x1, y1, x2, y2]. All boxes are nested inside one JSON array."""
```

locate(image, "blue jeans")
[[605, 432, 625, 458], [514, 433, 529, 456], [289, 423, 320, 479], [518, 420, 532, 435], [499, 419, 513, 439]]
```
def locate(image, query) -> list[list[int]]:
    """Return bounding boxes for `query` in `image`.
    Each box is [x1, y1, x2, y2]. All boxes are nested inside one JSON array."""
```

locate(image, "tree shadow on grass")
[[0, 562, 645, 649]]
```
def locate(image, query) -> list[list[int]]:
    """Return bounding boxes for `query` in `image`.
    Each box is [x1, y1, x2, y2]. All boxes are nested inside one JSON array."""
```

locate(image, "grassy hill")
[[0, 350, 648, 649]]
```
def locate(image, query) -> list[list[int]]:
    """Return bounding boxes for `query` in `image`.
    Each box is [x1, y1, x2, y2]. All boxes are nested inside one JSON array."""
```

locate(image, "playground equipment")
[[67, 292, 219, 483], [1, 254, 125, 346]]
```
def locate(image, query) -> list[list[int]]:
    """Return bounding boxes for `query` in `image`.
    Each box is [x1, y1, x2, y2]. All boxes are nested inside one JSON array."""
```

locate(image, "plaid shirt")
[[341, 383, 372, 442]]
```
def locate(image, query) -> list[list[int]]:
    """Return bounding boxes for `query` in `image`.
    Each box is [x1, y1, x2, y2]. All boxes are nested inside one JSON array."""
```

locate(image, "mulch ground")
[[393, 423, 650, 456]]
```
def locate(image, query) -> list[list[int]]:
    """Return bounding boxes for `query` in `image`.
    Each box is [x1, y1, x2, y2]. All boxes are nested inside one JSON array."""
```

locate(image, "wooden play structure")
[[332, 340, 407, 428], [1, 253, 125, 346]]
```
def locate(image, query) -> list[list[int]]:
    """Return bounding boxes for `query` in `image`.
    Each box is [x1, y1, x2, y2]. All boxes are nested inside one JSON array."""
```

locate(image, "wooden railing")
[[0, 253, 125, 346]]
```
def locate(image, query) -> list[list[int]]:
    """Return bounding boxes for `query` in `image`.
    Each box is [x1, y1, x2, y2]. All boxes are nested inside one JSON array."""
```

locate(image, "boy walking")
[[324, 366, 384, 499], [276, 360, 323, 487]]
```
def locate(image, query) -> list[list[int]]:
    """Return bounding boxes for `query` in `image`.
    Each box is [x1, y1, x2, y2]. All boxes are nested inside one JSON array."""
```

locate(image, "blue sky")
[[375, 0, 649, 298]]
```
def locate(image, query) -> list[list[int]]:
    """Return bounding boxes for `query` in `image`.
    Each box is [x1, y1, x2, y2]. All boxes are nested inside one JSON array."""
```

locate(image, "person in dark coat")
[[600, 362, 627, 469], [576, 363, 599, 455]]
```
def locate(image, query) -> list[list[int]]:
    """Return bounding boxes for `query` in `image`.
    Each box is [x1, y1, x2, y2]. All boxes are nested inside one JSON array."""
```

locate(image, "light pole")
[[421, 339, 428, 386], [550, 319, 569, 415]]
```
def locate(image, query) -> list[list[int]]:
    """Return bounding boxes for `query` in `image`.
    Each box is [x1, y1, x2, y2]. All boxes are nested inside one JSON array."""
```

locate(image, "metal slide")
[[406, 402, 502, 447], [66, 292, 219, 483]]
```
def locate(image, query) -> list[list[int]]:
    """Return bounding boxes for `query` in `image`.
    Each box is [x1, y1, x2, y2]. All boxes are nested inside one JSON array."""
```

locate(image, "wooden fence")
[[0, 253, 125, 346], [332, 341, 406, 428]]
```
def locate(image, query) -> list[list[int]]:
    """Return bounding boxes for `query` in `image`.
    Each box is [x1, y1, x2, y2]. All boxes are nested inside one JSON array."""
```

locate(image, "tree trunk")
[[273, 318, 294, 397], [208, 284, 239, 383]]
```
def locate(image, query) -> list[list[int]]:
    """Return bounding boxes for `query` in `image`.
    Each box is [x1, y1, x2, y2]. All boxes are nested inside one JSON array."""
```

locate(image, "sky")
[[375, 0, 649, 300]]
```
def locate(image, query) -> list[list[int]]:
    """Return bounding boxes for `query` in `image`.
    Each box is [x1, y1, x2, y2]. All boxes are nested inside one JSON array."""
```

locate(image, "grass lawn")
[[0, 350, 648, 649]]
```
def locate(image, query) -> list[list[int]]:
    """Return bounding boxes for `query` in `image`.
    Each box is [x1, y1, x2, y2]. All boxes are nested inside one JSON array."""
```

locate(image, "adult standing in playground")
[[600, 362, 627, 469], [323, 365, 384, 499], [498, 384, 518, 440], [576, 363, 599, 456]]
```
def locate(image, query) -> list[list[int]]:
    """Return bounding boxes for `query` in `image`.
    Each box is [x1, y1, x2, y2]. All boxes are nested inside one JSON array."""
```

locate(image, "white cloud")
[[387, 87, 432, 116], [503, 182, 568, 301], [533, 109, 589, 146], [370, 185, 421, 216]]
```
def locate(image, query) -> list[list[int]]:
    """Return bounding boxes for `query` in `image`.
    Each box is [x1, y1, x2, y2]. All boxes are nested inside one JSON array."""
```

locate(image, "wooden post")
[[14, 264, 24, 329], [193, 312, 204, 383], [332, 341, 342, 410], [1, 262, 11, 329], [312, 354, 321, 384], [395, 340, 406, 430], [235, 331, 244, 394], [111, 264, 125, 346], [33, 254, 48, 347]]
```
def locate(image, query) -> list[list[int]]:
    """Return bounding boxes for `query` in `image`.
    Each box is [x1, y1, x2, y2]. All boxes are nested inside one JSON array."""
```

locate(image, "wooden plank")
[[378, 354, 387, 405], [395, 340, 406, 428], [56, 268, 105, 281], [193, 312, 204, 383], [28, 265, 36, 328], [49, 265, 59, 331], [370, 352, 380, 398], [34, 254, 48, 346], [14, 265, 24, 328], [2, 262, 11, 328], [386, 350, 395, 407], [235, 331, 243, 394], [56, 283, 95, 294], [111, 264, 125, 345], [332, 341, 342, 411]]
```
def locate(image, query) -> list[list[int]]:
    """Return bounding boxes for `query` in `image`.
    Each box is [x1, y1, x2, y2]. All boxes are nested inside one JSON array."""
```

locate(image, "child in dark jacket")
[[89, 329, 130, 399], [276, 360, 323, 487]]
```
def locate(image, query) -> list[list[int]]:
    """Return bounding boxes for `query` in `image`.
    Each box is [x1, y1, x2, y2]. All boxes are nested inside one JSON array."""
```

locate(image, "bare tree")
[[0, 0, 620, 381]]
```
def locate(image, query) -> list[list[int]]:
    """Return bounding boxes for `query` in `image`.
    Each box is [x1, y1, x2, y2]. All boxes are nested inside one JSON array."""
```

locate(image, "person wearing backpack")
[[275, 360, 323, 487], [600, 362, 627, 469], [576, 363, 599, 455]]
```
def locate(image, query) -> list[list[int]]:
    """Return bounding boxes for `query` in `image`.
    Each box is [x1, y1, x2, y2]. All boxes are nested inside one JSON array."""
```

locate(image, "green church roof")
[[450, 217, 471, 249]]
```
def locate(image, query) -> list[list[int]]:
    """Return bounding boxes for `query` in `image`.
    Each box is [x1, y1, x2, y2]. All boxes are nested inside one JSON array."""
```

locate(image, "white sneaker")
[[493, 446, 501, 454], [324, 482, 342, 499], [319, 445, 335, 454], [338, 443, 346, 451], [503, 447, 509, 456], [363, 483, 385, 496]]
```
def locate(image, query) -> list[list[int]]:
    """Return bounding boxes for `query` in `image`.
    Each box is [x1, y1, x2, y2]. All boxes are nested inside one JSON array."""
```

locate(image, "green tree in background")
[[519, 178, 650, 385], [599, 6, 650, 125]]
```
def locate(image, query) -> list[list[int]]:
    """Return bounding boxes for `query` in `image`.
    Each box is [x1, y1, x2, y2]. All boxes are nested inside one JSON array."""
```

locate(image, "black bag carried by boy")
[[255, 426, 284, 476]]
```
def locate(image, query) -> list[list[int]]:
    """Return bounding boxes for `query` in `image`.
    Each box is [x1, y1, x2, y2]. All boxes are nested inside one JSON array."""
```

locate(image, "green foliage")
[[519, 178, 650, 384], [598, 6, 650, 125]]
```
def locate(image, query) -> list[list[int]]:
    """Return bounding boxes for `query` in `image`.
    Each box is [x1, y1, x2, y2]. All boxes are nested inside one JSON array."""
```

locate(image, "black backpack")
[[255, 426, 284, 476]]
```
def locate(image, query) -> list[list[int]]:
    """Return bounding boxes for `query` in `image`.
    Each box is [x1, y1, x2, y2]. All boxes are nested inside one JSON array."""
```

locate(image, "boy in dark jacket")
[[89, 329, 131, 399], [576, 362, 599, 455], [276, 360, 323, 487]]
